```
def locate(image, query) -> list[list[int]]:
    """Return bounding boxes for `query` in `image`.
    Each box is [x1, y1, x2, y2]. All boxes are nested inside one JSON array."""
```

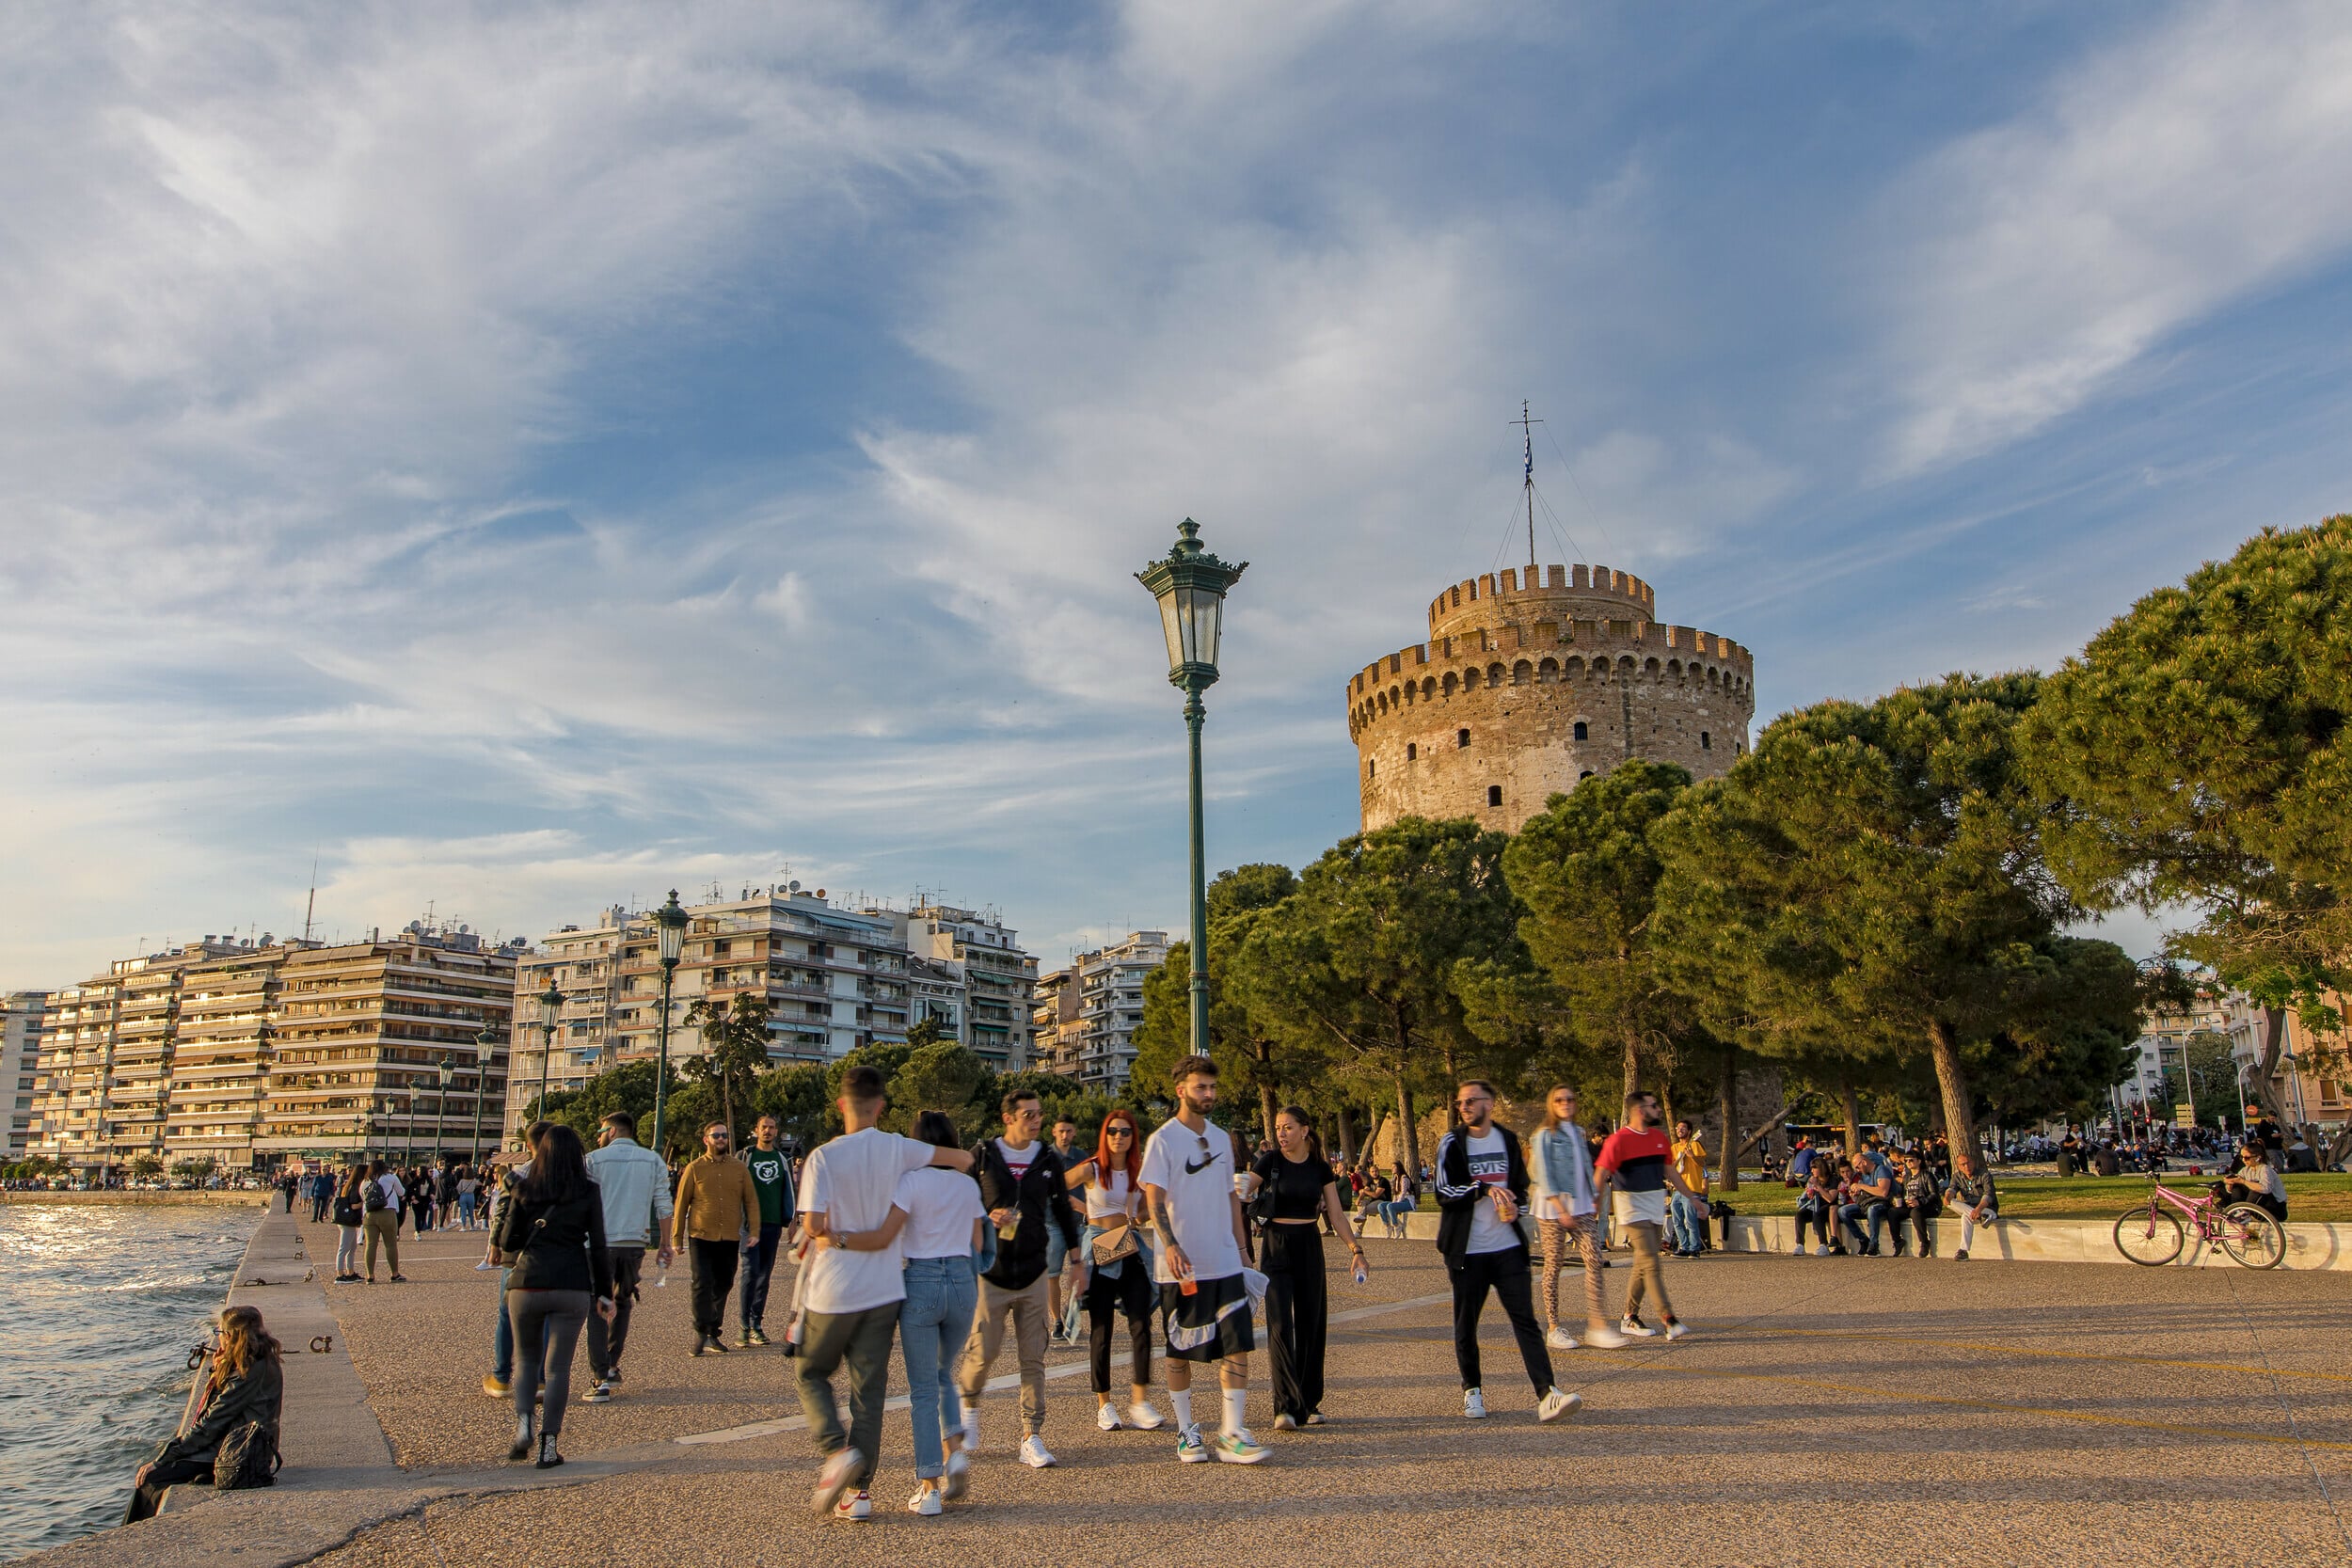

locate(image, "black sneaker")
[[748, 1327, 770, 1346]]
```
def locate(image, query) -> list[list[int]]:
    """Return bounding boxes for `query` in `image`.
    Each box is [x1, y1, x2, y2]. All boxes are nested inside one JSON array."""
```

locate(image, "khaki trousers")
[[1620, 1219, 1675, 1323], [957, 1275, 1049, 1437], [363, 1209, 402, 1276]]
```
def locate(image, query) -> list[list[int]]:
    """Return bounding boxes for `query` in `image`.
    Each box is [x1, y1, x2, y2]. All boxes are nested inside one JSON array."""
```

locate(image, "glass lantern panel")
[[659, 921, 684, 963], [1156, 591, 1184, 673], [1177, 586, 1223, 668]]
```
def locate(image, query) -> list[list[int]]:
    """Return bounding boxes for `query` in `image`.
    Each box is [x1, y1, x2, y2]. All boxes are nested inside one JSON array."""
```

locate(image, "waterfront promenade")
[[26, 1208, 2350, 1566]]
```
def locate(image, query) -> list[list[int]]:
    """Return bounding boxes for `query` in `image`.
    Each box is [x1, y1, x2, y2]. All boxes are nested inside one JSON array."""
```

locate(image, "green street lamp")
[[535, 976, 563, 1124], [431, 1055, 455, 1167], [1136, 518, 1247, 1067], [468, 1027, 496, 1167], [651, 890, 690, 1157]]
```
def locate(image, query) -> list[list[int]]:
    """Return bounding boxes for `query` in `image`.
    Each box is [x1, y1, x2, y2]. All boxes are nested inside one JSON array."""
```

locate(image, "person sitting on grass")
[[126, 1307, 281, 1523]]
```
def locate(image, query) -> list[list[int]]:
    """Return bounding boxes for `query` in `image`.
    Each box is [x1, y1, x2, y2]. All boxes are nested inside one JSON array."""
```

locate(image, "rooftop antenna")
[[302, 855, 318, 944], [1511, 400, 1545, 574]]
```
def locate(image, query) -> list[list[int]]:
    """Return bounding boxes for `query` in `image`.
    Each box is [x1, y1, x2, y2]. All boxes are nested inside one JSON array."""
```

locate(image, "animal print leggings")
[[1536, 1213, 1607, 1329]]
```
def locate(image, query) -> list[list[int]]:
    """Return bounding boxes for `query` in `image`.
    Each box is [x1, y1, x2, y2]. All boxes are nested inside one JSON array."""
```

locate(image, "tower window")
[[1457, 729, 1470, 749], [1406, 743, 1417, 761], [1701, 731, 1711, 750], [1487, 785, 1502, 807], [1579, 770, 1595, 781], [1573, 721, 1588, 741], [1367, 760, 1375, 780]]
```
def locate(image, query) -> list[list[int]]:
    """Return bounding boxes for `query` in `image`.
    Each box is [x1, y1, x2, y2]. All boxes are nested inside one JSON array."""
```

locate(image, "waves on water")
[[0, 1205, 251, 1560]]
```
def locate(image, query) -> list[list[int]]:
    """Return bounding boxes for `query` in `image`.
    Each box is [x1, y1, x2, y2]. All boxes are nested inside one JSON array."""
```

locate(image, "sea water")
[[0, 1203, 254, 1560]]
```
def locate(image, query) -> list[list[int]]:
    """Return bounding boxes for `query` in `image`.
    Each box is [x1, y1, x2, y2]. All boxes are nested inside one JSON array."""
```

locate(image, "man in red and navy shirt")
[[1594, 1088, 1708, 1340]]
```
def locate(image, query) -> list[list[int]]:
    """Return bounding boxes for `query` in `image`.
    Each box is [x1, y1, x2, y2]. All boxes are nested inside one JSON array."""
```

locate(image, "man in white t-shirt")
[[1433, 1081, 1578, 1424], [1140, 1054, 1267, 1465], [800, 1064, 976, 1522]]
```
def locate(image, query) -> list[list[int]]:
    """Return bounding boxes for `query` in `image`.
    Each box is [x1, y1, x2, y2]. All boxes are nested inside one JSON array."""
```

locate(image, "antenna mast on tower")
[[1512, 400, 1545, 573]]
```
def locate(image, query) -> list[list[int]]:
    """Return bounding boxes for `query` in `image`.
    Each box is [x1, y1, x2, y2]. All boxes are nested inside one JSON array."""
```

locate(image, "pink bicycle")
[[2112, 1177, 2283, 1269]]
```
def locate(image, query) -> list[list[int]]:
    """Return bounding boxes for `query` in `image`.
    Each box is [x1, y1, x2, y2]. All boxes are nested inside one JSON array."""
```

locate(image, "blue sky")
[[6, 0, 2351, 988]]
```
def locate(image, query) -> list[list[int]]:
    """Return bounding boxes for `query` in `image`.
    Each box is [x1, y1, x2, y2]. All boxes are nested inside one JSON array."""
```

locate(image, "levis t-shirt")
[[1462, 1129, 1518, 1254], [1596, 1126, 1672, 1226], [1140, 1118, 1244, 1285]]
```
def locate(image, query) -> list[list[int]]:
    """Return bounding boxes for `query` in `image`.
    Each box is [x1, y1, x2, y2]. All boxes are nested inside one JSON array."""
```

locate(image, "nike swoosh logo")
[[1184, 1155, 1217, 1174]]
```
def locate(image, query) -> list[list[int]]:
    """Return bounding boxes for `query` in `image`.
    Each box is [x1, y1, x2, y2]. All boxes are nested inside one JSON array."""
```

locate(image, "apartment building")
[[2225, 991, 2349, 1129], [1028, 967, 1085, 1078], [2118, 993, 2233, 1122], [885, 903, 1038, 1069], [30, 923, 517, 1174], [508, 887, 918, 1136], [1071, 931, 1168, 1092], [2, 991, 49, 1160]]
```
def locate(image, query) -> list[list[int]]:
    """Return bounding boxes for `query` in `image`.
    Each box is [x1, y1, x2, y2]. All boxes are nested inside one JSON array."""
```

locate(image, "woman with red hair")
[[1063, 1108, 1165, 1433]]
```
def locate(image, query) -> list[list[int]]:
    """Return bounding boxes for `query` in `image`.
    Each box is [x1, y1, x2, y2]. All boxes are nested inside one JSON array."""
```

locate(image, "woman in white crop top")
[[1062, 1109, 1165, 1433]]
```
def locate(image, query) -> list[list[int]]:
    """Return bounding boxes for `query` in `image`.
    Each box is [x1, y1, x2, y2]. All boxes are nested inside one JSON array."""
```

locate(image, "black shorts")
[[1158, 1274, 1254, 1362]]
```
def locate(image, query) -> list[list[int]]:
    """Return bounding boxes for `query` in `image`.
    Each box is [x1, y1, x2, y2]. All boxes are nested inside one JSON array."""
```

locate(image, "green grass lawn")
[[1706, 1171, 2351, 1222]]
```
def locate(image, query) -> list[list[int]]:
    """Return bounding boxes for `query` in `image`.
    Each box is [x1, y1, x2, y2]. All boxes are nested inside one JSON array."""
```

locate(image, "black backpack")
[[362, 1180, 387, 1213], [213, 1421, 280, 1490]]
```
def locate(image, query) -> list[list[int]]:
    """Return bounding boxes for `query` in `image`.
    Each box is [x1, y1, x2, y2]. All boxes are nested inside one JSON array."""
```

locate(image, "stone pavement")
[[37, 1212, 2352, 1567]]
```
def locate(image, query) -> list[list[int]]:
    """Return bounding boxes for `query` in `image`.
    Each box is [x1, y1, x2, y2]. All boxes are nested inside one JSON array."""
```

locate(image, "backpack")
[[363, 1180, 388, 1214], [213, 1420, 280, 1490], [332, 1195, 364, 1227]]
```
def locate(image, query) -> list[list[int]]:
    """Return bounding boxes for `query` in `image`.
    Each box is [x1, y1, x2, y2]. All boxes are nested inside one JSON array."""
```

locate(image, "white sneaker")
[[1545, 1326, 1578, 1351], [1272, 1413, 1297, 1432], [1097, 1402, 1123, 1432], [1463, 1387, 1488, 1419], [1664, 1320, 1692, 1341], [1126, 1401, 1167, 1431], [961, 1411, 980, 1450], [810, 1447, 864, 1515], [941, 1448, 969, 1502], [1582, 1323, 1630, 1349], [1620, 1316, 1658, 1338], [1815, 1244, 1833, 1256], [905, 1486, 942, 1516], [1536, 1386, 1582, 1423], [832, 1490, 871, 1521], [1175, 1424, 1209, 1463], [1018, 1434, 1056, 1469]]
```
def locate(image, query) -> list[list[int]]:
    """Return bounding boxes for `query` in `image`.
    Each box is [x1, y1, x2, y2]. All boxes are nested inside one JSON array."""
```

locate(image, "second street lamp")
[[536, 976, 563, 1124], [431, 1055, 455, 1166], [651, 890, 690, 1158], [1136, 518, 1247, 1063], [468, 1027, 495, 1166]]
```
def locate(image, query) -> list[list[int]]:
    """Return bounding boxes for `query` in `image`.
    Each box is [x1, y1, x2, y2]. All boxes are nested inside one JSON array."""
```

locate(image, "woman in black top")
[[491, 1123, 613, 1467], [1249, 1106, 1367, 1430]]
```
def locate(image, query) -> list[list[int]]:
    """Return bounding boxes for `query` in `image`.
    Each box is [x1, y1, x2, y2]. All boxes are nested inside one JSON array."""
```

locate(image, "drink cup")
[[1179, 1275, 1198, 1297], [997, 1211, 1020, 1242], [1234, 1171, 1262, 1201]]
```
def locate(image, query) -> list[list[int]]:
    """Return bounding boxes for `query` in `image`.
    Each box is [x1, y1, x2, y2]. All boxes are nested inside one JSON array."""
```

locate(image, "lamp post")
[[1136, 519, 1247, 1064], [535, 977, 563, 1124], [651, 891, 689, 1158], [431, 1056, 455, 1166], [468, 1028, 495, 1167]]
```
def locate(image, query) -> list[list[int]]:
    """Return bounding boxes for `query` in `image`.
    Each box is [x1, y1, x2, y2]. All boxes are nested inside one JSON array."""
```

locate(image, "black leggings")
[[1794, 1203, 1830, 1246], [1261, 1225, 1328, 1421], [123, 1453, 213, 1524], [1085, 1257, 1153, 1394]]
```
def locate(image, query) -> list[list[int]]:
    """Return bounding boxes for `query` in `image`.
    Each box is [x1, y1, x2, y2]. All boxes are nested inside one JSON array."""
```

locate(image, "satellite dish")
[[788, 880, 802, 894]]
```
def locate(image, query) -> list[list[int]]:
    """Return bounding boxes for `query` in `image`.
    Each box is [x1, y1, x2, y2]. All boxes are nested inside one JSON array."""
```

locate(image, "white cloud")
[[1879, 0, 2352, 473]]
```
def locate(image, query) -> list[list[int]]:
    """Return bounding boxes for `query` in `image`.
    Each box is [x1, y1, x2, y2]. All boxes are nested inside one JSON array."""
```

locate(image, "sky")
[[6, 0, 2352, 989]]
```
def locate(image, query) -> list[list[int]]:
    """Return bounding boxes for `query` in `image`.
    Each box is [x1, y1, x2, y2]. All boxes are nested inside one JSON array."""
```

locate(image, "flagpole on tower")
[[1512, 401, 1544, 573]]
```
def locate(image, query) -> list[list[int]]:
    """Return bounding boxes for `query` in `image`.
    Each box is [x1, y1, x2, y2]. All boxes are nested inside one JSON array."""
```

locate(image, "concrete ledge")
[[0, 1192, 273, 1206], [1370, 1208, 2350, 1269]]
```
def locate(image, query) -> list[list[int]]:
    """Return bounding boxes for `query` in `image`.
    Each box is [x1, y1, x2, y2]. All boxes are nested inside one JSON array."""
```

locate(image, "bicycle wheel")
[[2218, 1204, 2285, 1270], [2113, 1205, 2184, 1265]]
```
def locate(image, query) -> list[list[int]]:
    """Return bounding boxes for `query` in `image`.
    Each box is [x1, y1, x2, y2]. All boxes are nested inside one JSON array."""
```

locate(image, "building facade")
[[2, 991, 49, 1160], [2117, 993, 2233, 1123], [1070, 931, 1168, 1092], [887, 903, 1038, 1069], [2225, 993, 2349, 1129], [1347, 562, 1756, 833], [1029, 967, 1085, 1078], [28, 923, 516, 1174]]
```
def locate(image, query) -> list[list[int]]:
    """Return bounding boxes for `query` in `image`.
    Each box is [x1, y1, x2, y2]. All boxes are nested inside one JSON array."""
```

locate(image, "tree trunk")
[[1621, 1033, 1641, 1107], [1394, 1075, 1419, 1174], [2251, 1007, 2291, 1125], [1837, 1074, 1861, 1156], [1336, 1106, 1359, 1164], [1717, 1046, 1740, 1192], [1927, 1019, 1980, 1164]]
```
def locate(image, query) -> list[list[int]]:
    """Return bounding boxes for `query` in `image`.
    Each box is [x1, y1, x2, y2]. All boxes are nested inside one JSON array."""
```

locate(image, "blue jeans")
[[491, 1266, 514, 1378], [1669, 1192, 1706, 1252], [899, 1255, 977, 1480]]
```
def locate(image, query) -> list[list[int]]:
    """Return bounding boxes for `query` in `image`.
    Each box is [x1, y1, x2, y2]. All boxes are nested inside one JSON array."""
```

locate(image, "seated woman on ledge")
[[2221, 1142, 2288, 1223], [125, 1306, 282, 1524]]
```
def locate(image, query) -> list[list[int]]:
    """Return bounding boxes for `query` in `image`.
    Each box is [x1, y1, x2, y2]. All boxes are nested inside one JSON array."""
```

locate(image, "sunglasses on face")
[[1106, 1128, 1133, 1139]]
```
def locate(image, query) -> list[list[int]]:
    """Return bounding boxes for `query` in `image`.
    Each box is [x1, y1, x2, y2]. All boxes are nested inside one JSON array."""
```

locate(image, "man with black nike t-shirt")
[[1433, 1081, 1581, 1425]]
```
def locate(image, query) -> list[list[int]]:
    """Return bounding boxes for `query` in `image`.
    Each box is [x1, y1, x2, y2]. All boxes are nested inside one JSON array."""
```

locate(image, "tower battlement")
[[1348, 560, 1756, 832]]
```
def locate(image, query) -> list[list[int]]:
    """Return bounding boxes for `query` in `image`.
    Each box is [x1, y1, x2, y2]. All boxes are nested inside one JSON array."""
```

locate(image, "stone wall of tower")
[[1346, 564, 1756, 834]]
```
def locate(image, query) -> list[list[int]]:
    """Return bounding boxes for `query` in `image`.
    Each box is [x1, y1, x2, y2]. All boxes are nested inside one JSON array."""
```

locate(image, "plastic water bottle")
[[1352, 1257, 1367, 1287], [655, 1255, 670, 1288]]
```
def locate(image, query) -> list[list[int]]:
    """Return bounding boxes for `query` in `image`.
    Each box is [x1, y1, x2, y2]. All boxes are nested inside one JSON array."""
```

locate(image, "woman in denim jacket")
[[1529, 1086, 1627, 1350]]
